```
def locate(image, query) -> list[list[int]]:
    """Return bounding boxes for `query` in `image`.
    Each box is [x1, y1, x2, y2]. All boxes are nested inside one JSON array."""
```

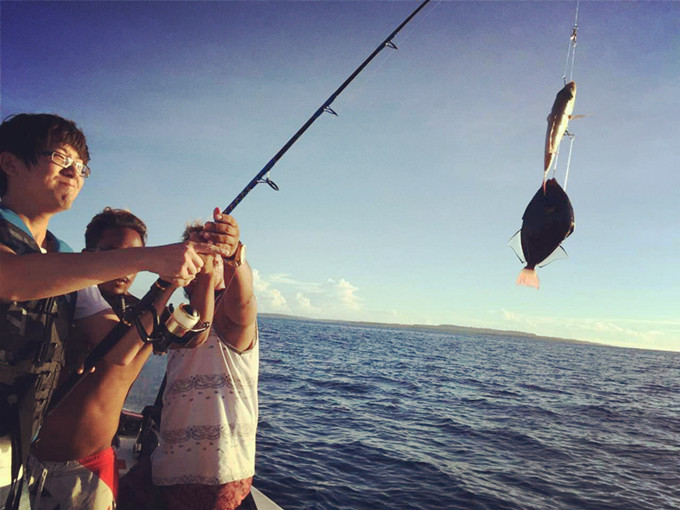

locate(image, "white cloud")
[[499, 309, 680, 352], [321, 278, 362, 311], [295, 292, 318, 314], [254, 271, 364, 320], [253, 269, 288, 312]]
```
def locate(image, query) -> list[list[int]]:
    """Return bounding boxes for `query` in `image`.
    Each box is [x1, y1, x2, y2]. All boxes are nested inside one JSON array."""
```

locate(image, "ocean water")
[[126, 317, 680, 510]]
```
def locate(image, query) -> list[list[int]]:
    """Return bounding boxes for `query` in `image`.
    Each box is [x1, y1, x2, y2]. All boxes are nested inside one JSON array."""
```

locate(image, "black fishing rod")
[[223, 0, 431, 214], [47, 0, 431, 414]]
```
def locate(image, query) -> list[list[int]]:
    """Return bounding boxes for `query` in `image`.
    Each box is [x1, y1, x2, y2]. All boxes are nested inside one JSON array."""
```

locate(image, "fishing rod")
[[223, 0, 431, 214], [47, 0, 431, 414]]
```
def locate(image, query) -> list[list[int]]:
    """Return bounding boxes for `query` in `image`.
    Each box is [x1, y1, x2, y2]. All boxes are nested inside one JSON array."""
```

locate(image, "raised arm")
[[203, 209, 257, 352], [0, 241, 229, 302], [214, 258, 257, 352], [181, 251, 220, 349]]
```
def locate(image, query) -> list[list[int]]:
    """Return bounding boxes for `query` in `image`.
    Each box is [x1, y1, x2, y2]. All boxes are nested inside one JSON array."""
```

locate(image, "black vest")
[[0, 215, 77, 466]]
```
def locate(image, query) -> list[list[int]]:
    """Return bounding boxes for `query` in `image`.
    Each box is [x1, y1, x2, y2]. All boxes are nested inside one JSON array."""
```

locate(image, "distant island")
[[258, 313, 602, 347]]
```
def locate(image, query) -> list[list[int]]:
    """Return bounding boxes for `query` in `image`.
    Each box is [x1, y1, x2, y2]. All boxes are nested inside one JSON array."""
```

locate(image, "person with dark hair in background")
[[29, 207, 151, 510], [84, 207, 149, 317]]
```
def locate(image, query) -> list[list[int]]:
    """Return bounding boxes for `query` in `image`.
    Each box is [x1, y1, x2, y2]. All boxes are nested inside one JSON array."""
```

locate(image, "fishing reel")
[[129, 303, 210, 354]]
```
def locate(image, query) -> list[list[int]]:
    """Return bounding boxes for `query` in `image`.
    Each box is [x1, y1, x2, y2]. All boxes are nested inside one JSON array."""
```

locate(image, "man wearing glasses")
[[0, 113, 231, 509]]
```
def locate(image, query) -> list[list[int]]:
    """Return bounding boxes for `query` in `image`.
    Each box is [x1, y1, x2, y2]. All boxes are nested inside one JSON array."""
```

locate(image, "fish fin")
[[537, 245, 568, 268], [516, 268, 539, 289], [569, 114, 587, 120], [507, 230, 525, 263]]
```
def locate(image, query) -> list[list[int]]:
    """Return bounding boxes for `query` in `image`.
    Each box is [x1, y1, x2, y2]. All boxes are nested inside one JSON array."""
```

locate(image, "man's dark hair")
[[85, 207, 148, 250], [0, 113, 90, 196]]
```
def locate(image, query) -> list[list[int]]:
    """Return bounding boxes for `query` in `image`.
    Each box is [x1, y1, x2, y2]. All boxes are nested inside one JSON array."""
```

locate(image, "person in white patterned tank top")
[[152, 209, 258, 510]]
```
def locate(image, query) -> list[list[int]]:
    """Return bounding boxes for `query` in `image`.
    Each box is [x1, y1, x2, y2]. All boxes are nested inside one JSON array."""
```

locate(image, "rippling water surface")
[[127, 317, 680, 510]]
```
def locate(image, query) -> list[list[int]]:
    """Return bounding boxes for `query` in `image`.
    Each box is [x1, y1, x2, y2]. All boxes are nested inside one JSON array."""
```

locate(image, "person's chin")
[[50, 193, 77, 212], [99, 282, 129, 297]]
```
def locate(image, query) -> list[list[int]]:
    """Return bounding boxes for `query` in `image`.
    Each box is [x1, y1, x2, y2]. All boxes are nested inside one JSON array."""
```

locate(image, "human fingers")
[[202, 212, 239, 253], [184, 243, 205, 276], [171, 276, 196, 287], [202, 218, 238, 239], [208, 209, 239, 231], [191, 241, 231, 258], [201, 230, 237, 249], [160, 272, 196, 284]]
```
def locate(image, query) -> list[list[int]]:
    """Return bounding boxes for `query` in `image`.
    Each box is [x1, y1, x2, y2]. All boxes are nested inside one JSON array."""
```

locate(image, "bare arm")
[[72, 284, 177, 366], [0, 241, 228, 302], [213, 261, 258, 353], [181, 259, 220, 349], [200, 208, 258, 352]]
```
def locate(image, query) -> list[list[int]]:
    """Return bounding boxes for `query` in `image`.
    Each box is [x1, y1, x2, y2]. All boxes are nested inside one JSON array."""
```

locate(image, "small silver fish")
[[544, 81, 577, 190]]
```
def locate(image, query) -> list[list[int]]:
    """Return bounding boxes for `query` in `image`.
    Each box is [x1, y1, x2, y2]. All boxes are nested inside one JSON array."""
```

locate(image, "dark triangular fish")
[[509, 178, 574, 289]]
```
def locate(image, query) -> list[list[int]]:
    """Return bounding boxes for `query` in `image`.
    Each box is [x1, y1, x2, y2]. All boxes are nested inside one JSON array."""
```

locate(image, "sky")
[[1, 1, 678, 352]]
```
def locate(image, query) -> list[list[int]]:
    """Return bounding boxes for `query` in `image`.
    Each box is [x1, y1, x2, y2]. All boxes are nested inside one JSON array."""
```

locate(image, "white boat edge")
[[251, 486, 282, 510]]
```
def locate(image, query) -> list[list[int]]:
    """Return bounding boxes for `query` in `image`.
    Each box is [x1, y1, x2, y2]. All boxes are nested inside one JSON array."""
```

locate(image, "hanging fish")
[[509, 178, 575, 289], [544, 81, 577, 191]]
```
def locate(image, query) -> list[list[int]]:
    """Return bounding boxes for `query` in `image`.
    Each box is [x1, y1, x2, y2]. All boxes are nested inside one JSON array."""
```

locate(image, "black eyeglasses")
[[39, 151, 91, 178]]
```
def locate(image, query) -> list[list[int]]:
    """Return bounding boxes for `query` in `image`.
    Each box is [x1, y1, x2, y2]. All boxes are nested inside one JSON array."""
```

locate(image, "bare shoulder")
[[72, 309, 119, 349]]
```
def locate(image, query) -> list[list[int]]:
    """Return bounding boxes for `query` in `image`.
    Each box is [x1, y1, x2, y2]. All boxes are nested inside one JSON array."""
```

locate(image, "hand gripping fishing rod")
[[47, 0, 431, 414]]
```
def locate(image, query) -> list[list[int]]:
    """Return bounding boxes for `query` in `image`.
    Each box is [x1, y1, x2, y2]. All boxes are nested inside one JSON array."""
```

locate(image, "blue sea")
[[126, 316, 680, 510]]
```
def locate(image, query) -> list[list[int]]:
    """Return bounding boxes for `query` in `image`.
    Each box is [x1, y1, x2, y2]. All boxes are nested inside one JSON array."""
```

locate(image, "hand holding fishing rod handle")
[[47, 278, 172, 414]]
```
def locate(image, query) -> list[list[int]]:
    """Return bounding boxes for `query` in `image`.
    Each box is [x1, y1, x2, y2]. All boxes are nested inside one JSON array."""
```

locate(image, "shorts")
[[28, 447, 118, 510]]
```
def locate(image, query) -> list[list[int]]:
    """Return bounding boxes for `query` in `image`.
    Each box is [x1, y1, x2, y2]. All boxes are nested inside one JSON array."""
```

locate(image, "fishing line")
[[380, 0, 443, 54], [563, 134, 575, 191], [355, 0, 443, 93], [550, 146, 560, 180], [562, 0, 579, 84], [559, 0, 579, 187], [325, 0, 443, 114]]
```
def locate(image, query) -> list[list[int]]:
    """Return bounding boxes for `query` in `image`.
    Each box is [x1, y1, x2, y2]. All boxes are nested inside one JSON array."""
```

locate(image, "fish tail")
[[516, 268, 540, 289]]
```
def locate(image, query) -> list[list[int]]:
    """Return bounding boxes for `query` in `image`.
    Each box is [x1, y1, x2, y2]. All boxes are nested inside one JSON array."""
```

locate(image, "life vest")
[[0, 207, 77, 507]]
